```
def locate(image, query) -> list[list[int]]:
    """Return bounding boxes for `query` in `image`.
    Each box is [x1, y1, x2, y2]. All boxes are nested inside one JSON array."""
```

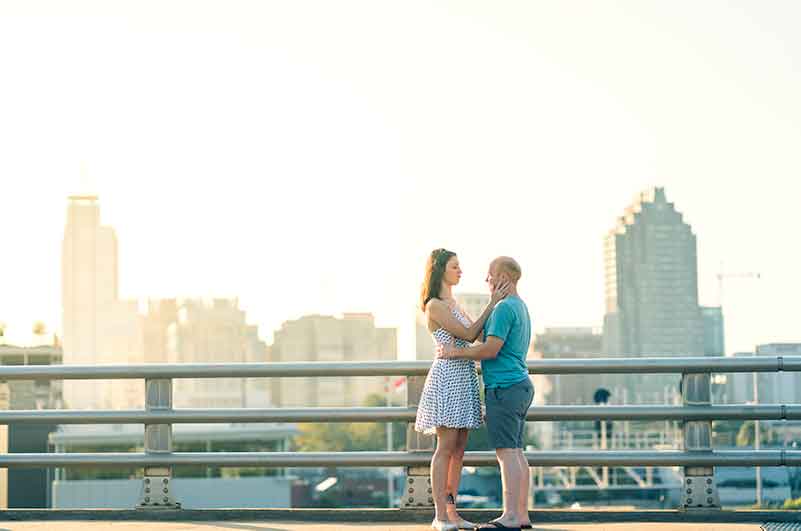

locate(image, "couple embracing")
[[415, 249, 534, 531]]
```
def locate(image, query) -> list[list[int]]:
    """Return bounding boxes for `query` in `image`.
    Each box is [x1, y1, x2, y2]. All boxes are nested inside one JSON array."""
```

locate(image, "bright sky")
[[1, 1, 799, 357]]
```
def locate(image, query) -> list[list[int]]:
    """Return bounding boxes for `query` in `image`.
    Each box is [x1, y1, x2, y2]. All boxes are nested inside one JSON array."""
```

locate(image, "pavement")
[[0, 523, 777, 531]]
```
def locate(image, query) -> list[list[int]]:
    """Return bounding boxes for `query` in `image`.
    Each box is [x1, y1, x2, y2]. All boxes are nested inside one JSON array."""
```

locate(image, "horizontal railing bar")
[[526, 404, 800, 421], [4, 404, 801, 424], [1, 450, 799, 468], [0, 356, 798, 380], [0, 407, 417, 424]]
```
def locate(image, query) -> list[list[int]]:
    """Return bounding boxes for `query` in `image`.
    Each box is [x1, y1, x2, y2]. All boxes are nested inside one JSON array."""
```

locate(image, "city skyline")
[[1, 2, 800, 356], [0, 184, 795, 359]]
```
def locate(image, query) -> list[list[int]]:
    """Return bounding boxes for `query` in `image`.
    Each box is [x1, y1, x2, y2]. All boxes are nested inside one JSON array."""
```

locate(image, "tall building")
[[602, 187, 704, 358], [701, 306, 725, 357], [61, 196, 118, 368], [61, 195, 143, 409], [270, 313, 397, 407], [163, 298, 270, 408]]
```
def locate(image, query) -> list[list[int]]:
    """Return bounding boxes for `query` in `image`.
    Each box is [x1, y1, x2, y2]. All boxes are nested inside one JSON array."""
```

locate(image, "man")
[[438, 256, 533, 530]]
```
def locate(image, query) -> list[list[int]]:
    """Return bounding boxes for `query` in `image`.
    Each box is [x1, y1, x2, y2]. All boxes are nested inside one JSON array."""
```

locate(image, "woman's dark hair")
[[420, 248, 456, 312]]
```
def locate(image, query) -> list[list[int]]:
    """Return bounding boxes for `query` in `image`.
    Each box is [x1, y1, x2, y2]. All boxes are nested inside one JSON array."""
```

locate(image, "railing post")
[[0, 380, 9, 509], [681, 372, 720, 510], [137, 378, 181, 509], [401, 375, 434, 509]]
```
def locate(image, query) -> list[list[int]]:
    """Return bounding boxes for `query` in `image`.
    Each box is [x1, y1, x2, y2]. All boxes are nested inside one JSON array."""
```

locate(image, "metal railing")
[[1, 356, 800, 510]]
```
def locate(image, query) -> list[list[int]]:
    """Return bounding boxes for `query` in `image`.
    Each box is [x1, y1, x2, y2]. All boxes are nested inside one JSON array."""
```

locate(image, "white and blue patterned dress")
[[414, 305, 483, 435]]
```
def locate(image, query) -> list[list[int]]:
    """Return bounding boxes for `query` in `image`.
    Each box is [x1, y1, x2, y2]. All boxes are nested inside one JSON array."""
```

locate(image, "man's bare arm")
[[437, 336, 504, 361]]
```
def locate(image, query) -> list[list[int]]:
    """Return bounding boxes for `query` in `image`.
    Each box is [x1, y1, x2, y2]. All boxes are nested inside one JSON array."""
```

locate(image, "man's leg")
[[515, 402, 532, 525], [495, 447, 523, 525], [517, 449, 531, 525]]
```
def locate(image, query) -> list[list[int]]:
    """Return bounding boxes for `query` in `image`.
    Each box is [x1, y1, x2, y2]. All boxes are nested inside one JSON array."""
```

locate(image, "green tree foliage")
[[294, 393, 406, 451]]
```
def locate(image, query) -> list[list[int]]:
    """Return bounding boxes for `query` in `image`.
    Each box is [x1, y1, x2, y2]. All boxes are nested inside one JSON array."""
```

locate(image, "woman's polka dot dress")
[[414, 305, 483, 435]]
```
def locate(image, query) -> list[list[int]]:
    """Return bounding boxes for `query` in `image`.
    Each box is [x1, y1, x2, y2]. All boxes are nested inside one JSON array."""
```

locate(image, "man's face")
[[486, 262, 501, 293]]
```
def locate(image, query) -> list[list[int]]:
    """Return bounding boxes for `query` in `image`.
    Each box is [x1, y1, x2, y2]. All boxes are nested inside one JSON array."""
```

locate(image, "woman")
[[414, 248, 510, 531]]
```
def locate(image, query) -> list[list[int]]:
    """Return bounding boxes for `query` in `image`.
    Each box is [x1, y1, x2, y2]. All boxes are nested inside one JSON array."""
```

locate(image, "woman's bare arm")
[[426, 282, 509, 343]]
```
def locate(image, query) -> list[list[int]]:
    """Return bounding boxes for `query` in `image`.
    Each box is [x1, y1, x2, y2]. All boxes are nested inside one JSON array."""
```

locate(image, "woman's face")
[[443, 255, 462, 286]]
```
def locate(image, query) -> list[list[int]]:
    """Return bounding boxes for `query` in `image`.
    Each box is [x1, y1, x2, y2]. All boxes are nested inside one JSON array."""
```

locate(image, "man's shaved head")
[[491, 256, 522, 283]]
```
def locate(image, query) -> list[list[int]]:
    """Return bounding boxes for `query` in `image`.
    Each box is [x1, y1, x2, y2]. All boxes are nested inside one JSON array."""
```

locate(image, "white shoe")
[[432, 519, 459, 531], [453, 517, 478, 529]]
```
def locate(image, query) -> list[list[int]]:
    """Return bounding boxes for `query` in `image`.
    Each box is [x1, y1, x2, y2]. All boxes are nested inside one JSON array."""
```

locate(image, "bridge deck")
[[0, 523, 771, 530], [1, 510, 800, 530]]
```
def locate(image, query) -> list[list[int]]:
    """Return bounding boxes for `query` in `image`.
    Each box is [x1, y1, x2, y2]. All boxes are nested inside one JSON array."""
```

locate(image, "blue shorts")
[[485, 378, 534, 449]]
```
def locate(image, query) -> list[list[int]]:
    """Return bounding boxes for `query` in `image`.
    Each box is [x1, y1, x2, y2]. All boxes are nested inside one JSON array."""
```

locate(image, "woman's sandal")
[[446, 493, 478, 529]]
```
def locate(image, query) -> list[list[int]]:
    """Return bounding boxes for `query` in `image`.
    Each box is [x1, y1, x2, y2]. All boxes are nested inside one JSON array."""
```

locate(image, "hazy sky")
[[1, 1, 799, 357]]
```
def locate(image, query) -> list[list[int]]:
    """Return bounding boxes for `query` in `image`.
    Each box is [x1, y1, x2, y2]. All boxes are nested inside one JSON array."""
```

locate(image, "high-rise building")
[[162, 298, 269, 408], [61, 196, 118, 370], [602, 187, 704, 358], [61, 195, 143, 409], [270, 313, 397, 407], [701, 306, 725, 357]]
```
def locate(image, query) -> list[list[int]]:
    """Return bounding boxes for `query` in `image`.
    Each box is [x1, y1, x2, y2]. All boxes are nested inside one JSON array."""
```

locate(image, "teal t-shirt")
[[481, 295, 531, 389]]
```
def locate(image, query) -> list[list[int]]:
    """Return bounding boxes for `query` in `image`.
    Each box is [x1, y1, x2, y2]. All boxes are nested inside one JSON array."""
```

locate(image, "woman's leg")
[[432, 427, 460, 521], [445, 429, 469, 520]]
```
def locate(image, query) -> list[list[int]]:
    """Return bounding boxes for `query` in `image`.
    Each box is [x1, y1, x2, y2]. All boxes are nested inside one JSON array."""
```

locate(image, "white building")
[[270, 313, 397, 407], [164, 298, 270, 409], [61, 195, 143, 410]]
